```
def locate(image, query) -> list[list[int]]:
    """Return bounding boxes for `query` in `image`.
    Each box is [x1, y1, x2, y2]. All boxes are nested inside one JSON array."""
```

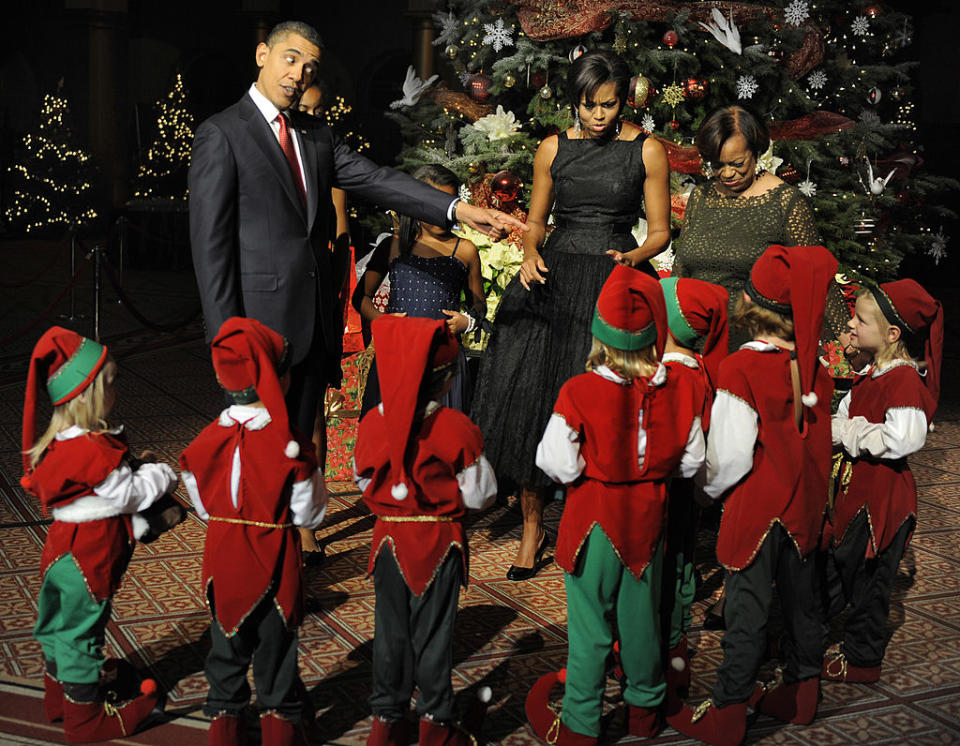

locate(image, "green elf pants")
[[34, 555, 112, 684], [562, 525, 665, 738]]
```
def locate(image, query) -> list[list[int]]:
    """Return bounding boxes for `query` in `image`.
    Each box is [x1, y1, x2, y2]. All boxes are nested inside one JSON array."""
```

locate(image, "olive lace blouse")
[[673, 180, 847, 349]]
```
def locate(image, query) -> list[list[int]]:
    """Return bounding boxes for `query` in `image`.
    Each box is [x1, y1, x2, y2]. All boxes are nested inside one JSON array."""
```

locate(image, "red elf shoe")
[[666, 699, 747, 746], [44, 662, 63, 723], [367, 714, 411, 746], [625, 705, 661, 738], [260, 711, 308, 746], [208, 711, 247, 746], [755, 677, 819, 725], [63, 679, 159, 744], [525, 670, 597, 746], [821, 650, 881, 683], [418, 716, 475, 746]]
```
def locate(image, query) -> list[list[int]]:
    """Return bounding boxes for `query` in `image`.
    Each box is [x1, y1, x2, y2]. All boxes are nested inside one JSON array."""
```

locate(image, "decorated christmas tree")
[[4, 84, 100, 234], [384, 0, 956, 328], [132, 72, 195, 201]]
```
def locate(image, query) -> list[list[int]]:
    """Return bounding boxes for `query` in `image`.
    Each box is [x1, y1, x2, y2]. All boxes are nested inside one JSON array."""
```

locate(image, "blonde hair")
[[585, 337, 659, 380], [731, 293, 794, 341], [858, 289, 922, 369], [25, 361, 113, 469]]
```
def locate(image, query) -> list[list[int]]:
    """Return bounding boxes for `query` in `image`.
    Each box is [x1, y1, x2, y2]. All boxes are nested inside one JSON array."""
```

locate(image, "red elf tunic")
[[707, 343, 833, 571], [538, 365, 704, 579], [662, 351, 714, 429], [354, 403, 488, 596], [22, 432, 133, 601], [832, 361, 934, 557], [179, 410, 318, 636]]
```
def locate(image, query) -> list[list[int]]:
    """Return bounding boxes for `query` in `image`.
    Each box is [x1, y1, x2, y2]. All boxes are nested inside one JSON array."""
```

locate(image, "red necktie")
[[276, 113, 306, 208]]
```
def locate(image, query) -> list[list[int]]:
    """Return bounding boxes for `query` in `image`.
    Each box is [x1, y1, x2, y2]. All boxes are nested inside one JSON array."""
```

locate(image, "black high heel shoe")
[[506, 532, 551, 582]]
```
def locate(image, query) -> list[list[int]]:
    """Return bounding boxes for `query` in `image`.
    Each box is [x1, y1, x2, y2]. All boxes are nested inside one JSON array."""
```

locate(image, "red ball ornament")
[[468, 73, 493, 102], [668, 120, 680, 130], [864, 4, 884, 18], [491, 169, 523, 204], [663, 30, 678, 48], [684, 78, 707, 101]]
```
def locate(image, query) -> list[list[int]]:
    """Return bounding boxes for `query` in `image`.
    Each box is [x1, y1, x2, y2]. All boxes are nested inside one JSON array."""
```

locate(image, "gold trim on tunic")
[[208, 516, 293, 529]]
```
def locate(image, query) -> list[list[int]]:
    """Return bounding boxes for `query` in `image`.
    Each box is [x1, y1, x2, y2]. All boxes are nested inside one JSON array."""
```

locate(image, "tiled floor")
[[0, 241, 958, 743]]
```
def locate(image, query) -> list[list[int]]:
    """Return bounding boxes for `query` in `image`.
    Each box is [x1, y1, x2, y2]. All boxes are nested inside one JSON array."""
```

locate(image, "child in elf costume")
[[669, 245, 837, 746], [21, 327, 177, 743], [658, 277, 729, 707], [179, 317, 328, 746], [526, 266, 706, 745], [823, 279, 941, 683], [353, 316, 497, 746]]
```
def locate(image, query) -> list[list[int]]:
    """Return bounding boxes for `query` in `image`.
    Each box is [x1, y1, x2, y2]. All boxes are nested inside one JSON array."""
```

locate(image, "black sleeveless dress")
[[472, 132, 653, 491], [360, 239, 473, 416]]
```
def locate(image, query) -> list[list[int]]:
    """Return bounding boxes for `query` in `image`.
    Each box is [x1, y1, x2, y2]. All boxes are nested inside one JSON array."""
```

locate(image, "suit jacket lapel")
[[239, 94, 307, 222], [297, 122, 320, 234]]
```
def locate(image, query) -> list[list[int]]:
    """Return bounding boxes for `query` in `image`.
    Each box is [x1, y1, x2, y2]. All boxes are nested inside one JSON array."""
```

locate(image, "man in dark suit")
[[189, 20, 524, 439]]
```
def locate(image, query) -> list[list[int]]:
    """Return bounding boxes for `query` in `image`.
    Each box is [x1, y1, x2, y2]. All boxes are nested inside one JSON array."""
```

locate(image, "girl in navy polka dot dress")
[[354, 165, 486, 416]]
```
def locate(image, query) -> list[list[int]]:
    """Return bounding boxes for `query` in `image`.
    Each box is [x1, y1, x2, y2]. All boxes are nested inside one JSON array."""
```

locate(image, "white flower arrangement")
[[757, 143, 783, 175], [470, 105, 521, 141]]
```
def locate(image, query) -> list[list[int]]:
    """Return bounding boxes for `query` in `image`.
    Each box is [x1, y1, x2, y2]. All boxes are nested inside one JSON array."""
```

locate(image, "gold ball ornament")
[[539, 84, 553, 99], [627, 75, 653, 108], [445, 45, 459, 60], [468, 161, 481, 175], [504, 73, 517, 88]]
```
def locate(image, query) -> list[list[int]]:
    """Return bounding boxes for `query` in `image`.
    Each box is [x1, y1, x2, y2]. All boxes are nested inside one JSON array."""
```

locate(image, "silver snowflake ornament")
[[859, 110, 881, 127], [894, 21, 913, 48], [851, 15, 870, 36], [798, 180, 817, 198], [783, 0, 810, 27], [432, 11, 460, 47], [808, 70, 827, 90], [736, 74, 759, 100], [929, 227, 949, 265], [640, 114, 656, 133], [483, 18, 514, 52]]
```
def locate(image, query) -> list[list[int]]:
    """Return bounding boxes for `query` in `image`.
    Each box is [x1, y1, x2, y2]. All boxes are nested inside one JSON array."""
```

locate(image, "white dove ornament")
[[699, 8, 742, 55], [389, 65, 439, 110], [862, 160, 896, 196]]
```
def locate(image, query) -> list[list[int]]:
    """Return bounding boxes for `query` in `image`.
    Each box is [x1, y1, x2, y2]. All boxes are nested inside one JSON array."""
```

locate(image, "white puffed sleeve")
[[180, 470, 208, 520], [458, 454, 498, 510], [93, 461, 177, 513], [836, 407, 928, 460], [352, 457, 372, 493], [700, 391, 758, 499], [290, 469, 327, 529], [676, 416, 706, 479], [535, 413, 585, 484]]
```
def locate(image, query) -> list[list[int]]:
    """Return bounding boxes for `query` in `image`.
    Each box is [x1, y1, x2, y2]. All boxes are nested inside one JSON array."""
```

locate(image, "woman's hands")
[[519, 251, 549, 290], [441, 309, 470, 334], [605, 248, 644, 268]]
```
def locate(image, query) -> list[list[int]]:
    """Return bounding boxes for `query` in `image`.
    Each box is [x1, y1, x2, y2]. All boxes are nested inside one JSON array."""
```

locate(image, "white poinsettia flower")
[[471, 105, 521, 141], [757, 143, 783, 174]]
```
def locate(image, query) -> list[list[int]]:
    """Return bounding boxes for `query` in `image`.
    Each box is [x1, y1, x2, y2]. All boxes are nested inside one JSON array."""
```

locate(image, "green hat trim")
[[47, 338, 107, 405], [591, 307, 657, 351], [661, 277, 699, 348]]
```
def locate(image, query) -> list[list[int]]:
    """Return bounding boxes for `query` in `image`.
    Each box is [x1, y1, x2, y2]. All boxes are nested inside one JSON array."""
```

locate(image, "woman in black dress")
[[472, 50, 672, 580]]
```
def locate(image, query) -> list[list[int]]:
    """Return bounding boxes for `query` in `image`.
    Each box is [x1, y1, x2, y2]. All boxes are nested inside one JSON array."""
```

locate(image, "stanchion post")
[[61, 229, 82, 321], [92, 245, 103, 342]]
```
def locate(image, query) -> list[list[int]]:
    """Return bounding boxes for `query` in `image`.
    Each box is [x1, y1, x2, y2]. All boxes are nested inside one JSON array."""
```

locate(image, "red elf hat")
[[591, 265, 668, 358], [371, 315, 458, 501], [22, 326, 110, 473], [211, 317, 299, 459], [871, 278, 943, 409], [660, 276, 729, 382], [745, 245, 838, 407]]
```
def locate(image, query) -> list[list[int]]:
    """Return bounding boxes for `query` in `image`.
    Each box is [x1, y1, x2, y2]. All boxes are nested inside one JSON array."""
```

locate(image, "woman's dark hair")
[[695, 105, 770, 164], [396, 164, 461, 257], [566, 49, 630, 114]]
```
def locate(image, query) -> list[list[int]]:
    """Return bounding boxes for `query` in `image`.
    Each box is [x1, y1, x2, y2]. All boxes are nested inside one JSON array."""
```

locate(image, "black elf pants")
[[822, 510, 914, 668], [204, 587, 302, 721], [370, 550, 462, 722], [713, 523, 823, 707]]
